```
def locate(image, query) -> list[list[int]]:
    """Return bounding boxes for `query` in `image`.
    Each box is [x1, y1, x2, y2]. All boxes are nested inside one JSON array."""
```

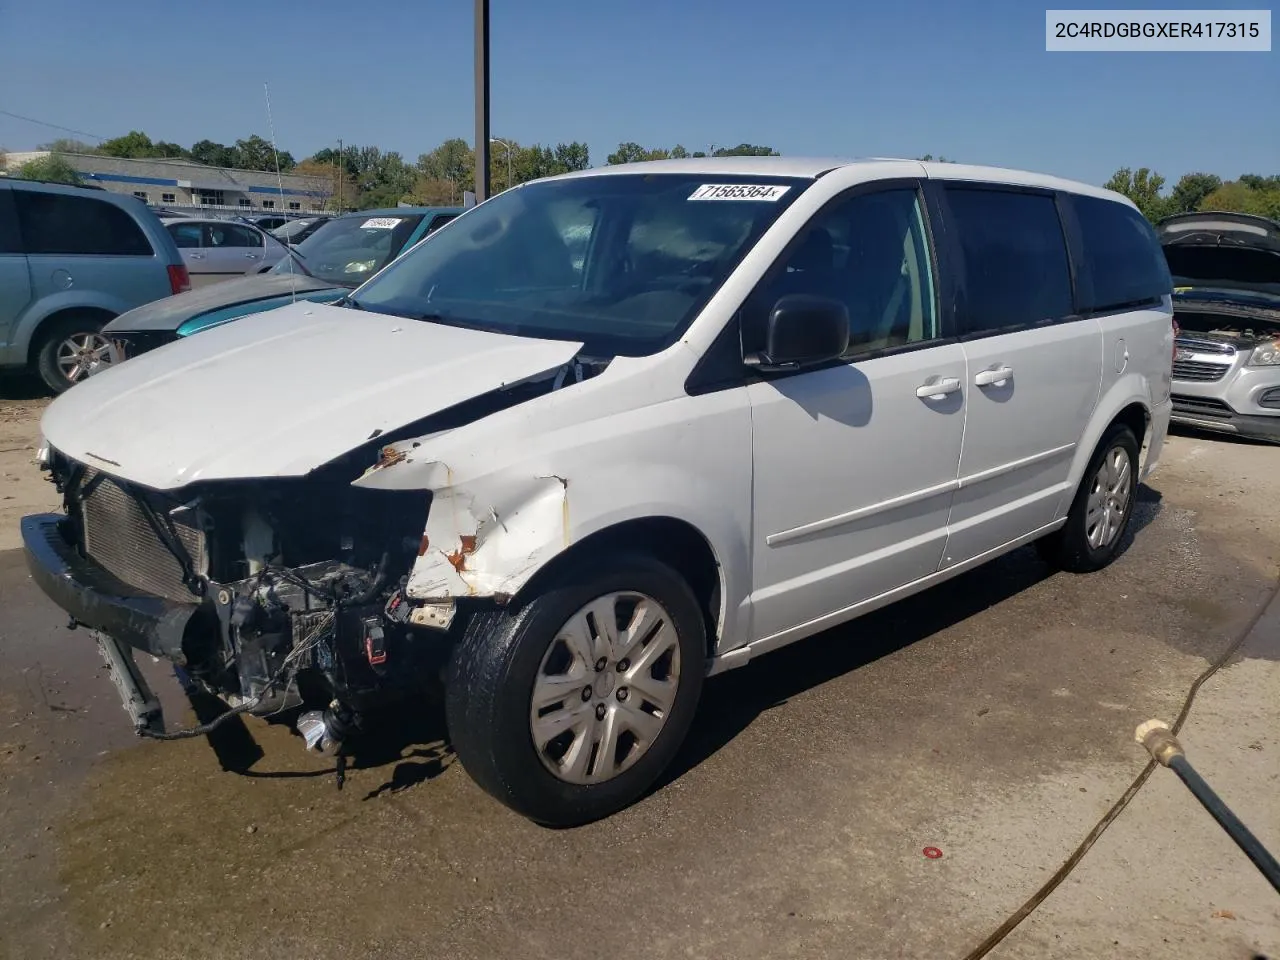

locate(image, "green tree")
[[1167, 172, 1222, 215], [1199, 180, 1280, 219], [38, 138, 98, 155], [1104, 167, 1169, 221], [606, 142, 652, 165], [1238, 174, 1280, 192], [99, 130, 159, 158], [416, 138, 474, 194], [553, 141, 589, 172], [711, 143, 779, 157], [233, 135, 293, 172], [16, 153, 82, 184], [153, 140, 190, 160], [190, 139, 236, 167]]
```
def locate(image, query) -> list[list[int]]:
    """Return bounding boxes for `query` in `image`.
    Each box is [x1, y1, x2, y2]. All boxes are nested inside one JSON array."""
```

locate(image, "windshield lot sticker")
[[361, 217, 404, 229], [688, 184, 791, 201]]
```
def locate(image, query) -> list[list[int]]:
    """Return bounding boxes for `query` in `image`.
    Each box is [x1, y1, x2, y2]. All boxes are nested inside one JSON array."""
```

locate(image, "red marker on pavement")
[[923, 847, 943, 859]]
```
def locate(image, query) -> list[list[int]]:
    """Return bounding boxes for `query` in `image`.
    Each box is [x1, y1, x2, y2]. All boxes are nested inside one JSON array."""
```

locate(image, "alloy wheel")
[[1085, 445, 1133, 550], [529, 591, 682, 785]]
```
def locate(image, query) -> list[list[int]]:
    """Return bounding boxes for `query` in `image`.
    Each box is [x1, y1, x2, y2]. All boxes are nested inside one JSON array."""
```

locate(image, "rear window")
[[14, 190, 154, 256], [1071, 195, 1171, 312], [944, 187, 1074, 335]]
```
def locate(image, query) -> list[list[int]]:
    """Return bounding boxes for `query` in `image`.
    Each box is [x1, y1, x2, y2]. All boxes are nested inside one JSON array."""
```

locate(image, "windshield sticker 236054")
[[688, 184, 792, 201]]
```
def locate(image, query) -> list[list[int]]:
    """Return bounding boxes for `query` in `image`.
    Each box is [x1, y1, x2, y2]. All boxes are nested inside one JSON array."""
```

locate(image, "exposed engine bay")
[[40, 354, 610, 783], [1174, 307, 1280, 346]]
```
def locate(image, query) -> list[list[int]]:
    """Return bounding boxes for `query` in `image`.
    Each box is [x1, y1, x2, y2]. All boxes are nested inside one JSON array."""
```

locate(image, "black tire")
[[1037, 422, 1140, 573], [445, 552, 707, 827], [33, 313, 112, 394]]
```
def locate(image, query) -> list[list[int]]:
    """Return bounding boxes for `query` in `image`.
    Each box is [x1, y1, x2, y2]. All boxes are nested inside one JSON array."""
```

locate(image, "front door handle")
[[974, 365, 1014, 387], [916, 376, 961, 400], [244, 253, 261, 259]]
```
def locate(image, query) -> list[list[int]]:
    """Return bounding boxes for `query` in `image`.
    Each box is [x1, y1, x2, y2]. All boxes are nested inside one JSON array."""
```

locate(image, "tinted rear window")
[[1071, 195, 1171, 312], [944, 187, 1074, 335], [15, 191, 153, 256]]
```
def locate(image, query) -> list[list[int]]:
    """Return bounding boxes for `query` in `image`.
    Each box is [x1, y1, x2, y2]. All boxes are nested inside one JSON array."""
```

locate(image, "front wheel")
[[1037, 422, 1140, 572], [445, 553, 706, 827], [33, 315, 119, 393]]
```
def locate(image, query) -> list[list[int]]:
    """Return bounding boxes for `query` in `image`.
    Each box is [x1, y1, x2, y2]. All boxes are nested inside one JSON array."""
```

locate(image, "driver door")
[[745, 183, 968, 646]]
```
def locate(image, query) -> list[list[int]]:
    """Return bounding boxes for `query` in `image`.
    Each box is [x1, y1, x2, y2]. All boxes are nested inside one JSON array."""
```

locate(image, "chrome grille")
[[1172, 359, 1230, 382], [1176, 336, 1236, 356], [78, 470, 206, 602]]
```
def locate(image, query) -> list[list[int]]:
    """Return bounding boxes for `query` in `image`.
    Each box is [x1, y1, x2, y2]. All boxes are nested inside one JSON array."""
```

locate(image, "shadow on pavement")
[[0, 374, 52, 401], [659, 483, 1164, 791]]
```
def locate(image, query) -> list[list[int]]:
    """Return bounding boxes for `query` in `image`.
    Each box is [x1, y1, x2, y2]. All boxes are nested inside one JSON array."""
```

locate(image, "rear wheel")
[[1037, 422, 1140, 572], [33, 314, 119, 393], [445, 552, 706, 827]]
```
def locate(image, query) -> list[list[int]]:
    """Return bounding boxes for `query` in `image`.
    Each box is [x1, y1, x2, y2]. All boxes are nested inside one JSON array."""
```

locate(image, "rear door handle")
[[974, 365, 1014, 387], [189, 253, 204, 260], [916, 376, 961, 400]]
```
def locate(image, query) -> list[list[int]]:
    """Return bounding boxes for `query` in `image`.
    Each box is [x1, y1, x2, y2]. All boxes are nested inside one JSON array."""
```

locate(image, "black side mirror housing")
[[746, 294, 850, 372]]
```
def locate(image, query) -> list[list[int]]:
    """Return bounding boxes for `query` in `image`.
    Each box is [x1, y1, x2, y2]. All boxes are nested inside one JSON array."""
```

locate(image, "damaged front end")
[[27, 353, 608, 773], [36, 448, 441, 755]]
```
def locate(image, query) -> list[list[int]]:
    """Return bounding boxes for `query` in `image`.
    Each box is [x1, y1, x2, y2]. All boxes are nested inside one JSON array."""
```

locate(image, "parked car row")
[[101, 206, 463, 361], [24, 157, 1195, 828]]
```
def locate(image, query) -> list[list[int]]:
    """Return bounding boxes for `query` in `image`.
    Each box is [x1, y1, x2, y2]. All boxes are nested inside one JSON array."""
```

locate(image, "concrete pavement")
[[0, 427, 1277, 960]]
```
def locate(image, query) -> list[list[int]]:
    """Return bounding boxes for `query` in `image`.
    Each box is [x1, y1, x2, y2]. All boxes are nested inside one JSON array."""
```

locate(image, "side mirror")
[[747, 295, 850, 372]]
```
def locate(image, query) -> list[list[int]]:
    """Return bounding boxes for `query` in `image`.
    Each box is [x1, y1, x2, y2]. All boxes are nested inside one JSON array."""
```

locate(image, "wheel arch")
[[25, 304, 119, 366], [510, 515, 725, 658]]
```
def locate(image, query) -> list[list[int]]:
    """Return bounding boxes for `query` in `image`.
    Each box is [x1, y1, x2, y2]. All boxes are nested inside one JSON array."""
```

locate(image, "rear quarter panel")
[[1059, 299, 1174, 510]]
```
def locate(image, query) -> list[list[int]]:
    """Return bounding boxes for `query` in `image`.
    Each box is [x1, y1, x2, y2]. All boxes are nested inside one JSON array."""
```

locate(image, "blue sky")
[[0, 0, 1275, 187]]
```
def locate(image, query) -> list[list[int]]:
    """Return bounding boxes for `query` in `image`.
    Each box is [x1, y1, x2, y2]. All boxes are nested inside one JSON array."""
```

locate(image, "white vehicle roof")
[[549, 156, 1130, 207]]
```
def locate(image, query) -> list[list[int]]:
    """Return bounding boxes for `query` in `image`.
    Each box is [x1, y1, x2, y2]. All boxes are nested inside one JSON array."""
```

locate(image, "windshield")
[[273, 218, 320, 240], [347, 174, 810, 354], [270, 213, 424, 286]]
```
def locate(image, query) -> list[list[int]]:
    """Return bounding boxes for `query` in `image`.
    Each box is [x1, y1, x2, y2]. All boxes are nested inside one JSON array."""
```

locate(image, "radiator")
[[79, 470, 207, 603]]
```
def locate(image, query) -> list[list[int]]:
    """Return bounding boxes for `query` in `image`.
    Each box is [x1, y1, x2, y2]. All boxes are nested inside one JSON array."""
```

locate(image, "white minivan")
[[24, 158, 1174, 826]]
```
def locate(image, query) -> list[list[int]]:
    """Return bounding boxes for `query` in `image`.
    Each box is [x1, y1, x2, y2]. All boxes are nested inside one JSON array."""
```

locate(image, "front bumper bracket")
[[95, 629, 164, 735]]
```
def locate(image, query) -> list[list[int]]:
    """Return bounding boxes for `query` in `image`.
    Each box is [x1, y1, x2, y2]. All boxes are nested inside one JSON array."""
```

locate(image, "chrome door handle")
[[244, 253, 261, 259], [916, 376, 961, 399], [974, 365, 1014, 387], [189, 253, 204, 260]]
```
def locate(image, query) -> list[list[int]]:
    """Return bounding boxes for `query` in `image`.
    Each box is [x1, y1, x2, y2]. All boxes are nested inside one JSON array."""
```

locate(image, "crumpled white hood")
[[41, 301, 583, 490]]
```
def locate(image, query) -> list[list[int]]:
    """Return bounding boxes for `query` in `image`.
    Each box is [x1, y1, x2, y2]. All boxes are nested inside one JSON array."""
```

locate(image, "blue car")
[[100, 206, 464, 363]]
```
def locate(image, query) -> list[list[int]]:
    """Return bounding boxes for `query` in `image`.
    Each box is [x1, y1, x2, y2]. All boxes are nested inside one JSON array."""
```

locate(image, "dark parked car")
[[271, 216, 332, 246], [99, 206, 465, 363]]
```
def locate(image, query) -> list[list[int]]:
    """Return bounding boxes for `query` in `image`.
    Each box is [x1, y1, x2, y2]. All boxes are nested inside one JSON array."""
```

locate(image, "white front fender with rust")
[[351, 351, 756, 652]]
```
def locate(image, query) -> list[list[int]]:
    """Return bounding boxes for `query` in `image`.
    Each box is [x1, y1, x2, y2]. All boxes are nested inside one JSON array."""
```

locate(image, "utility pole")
[[336, 138, 344, 211], [473, 0, 491, 202]]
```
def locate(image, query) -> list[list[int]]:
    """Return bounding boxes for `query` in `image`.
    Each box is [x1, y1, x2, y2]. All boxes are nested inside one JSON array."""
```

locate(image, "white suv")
[[23, 158, 1174, 826]]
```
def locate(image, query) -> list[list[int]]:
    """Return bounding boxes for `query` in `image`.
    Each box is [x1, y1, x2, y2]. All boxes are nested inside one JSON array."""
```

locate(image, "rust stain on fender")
[[445, 534, 478, 573], [376, 445, 407, 468]]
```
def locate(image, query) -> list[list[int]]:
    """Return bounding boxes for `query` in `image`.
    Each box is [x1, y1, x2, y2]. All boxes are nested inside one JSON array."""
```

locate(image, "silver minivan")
[[0, 179, 190, 392]]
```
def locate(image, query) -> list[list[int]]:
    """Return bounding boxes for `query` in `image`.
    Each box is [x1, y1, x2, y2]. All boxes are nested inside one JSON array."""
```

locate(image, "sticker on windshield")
[[688, 184, 791, 202], [361, 217, 404, 229]]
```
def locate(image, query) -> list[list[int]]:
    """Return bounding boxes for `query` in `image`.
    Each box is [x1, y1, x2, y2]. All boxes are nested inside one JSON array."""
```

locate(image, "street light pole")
[[490, 138, 512, 191], [473, 0, 491, 203]]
